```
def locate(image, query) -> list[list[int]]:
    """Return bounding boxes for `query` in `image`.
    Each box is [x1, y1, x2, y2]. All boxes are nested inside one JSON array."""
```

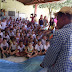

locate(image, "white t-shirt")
[[1, 42, 9, 48], [44, 44, 50, 50], [1, 21, 7, 30], [13, 29, 16, 35], [25, 25, 27, 28], [42, 39, 46, 45], [3, 35, 10, 41], [32, 34, 36, 39], [35, 44, 43, 51], [0, 32, 3, 37], [18, 45, 25, 52], [9, 32, 14, 36], [11, 43, 17, 50], [0, 24, 2, 29]]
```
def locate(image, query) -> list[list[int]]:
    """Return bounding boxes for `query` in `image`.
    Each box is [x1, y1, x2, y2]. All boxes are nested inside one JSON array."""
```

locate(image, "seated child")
[[43, 39, 50, 54], [0, 35, 3, 45], [25, 42, 37, 58], [35, 39, 43, 55], [0, 38, 9, 58], [9, 28, 14, 36], [0, 35, 3, 51], [34, 35, 39, 45], [3, 31, 10, 42], [9, 39, 18, 56], [15, 32, 20, 44], [0, 28, 3, 37], [17, 40, 26, 56], [41, 35, 47, 45]]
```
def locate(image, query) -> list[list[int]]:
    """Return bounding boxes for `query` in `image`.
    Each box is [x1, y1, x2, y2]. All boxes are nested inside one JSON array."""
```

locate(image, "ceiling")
[[17, 0, 66, 5]]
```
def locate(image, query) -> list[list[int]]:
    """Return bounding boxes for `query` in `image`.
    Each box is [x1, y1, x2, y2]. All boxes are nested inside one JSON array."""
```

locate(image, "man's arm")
[[41, 32, 62, 68]]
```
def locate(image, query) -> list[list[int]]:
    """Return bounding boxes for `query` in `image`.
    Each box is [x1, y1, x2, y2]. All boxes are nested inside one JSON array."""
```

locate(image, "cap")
[[55, 6, 72, 16]]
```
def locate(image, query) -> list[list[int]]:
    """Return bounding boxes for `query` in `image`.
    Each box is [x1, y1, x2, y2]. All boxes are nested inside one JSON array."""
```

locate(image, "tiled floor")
[[0, 53, 27, 63]]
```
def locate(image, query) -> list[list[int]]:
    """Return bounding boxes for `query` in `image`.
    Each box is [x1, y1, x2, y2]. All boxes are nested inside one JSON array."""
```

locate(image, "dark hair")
[[0, 35, 2, 38], [19, 40, 23, 43], [57, 12, 72, 20], [3, 38, 7, 40], [38, 39, 41, 42], [5, 31, 8, 34], [31, 13, 33, 16], [50, 18, 54, 26], [46, 39, 50, 42], [10, 28, 13, 30]]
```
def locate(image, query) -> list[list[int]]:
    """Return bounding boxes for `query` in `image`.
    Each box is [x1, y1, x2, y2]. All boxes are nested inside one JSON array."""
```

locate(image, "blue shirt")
[[41, 23, 72, 72]]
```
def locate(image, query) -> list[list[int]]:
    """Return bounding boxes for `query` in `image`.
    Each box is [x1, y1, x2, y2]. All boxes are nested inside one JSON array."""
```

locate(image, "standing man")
[[40, 6, 72, 72]]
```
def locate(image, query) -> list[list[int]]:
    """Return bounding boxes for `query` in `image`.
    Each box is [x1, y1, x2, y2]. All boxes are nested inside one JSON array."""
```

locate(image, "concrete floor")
[[0, 53, 27, 63]]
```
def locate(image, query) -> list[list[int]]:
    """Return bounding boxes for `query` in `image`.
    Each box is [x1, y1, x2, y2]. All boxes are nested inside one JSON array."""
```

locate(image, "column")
[[0, 0, 1, 9], [34, 4, 37, 14]]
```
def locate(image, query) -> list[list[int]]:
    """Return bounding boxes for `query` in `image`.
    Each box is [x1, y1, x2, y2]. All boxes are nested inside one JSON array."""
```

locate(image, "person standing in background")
[[39, 15, 44, 27], [43, 16, 48, 27], [1, 9, 4, 21]]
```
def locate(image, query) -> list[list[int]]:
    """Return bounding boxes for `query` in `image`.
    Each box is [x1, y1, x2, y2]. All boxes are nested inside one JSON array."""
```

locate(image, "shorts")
[[42, 49, 45, 52], [32, 52, 35, 55]]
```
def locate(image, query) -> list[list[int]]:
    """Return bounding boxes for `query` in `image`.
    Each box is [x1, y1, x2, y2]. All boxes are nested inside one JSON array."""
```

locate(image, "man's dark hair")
[[57, 12, 72, 20]]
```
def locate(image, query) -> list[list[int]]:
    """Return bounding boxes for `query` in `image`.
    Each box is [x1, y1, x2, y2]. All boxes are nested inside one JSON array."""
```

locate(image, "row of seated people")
[[0, 17, 54, 59], [0, 36, 50, 58]]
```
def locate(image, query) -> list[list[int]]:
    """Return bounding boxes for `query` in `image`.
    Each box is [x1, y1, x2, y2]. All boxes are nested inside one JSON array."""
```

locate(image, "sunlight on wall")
[[1, 0, 49, 21], [0, 0, 1, 9]]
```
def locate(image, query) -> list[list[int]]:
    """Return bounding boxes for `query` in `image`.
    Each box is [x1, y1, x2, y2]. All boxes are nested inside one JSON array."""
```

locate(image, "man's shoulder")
[[54, 28, 68, 36], [53, 27, 72, 40]]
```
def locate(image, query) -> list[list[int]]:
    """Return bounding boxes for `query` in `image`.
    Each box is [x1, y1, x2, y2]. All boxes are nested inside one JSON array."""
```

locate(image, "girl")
[[43, 39, 50, 54], [26, 42, 37, 58], [15, 32, 20, 44], [9, 39, 18, 56], [35, 39, 43, 55], [42, 35, 47, 45], [17, 40, 26, 56], [0, 38, 9, 58]]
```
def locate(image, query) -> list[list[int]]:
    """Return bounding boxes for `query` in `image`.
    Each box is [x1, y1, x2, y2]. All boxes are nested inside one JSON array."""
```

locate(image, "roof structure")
[[17, 0, 66, 5]]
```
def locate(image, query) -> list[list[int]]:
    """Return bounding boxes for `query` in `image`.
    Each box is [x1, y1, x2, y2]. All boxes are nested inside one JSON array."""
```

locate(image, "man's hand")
[[40, 63, 44, 68]]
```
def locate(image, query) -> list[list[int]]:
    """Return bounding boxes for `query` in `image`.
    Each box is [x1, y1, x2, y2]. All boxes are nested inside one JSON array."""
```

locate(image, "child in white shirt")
[[43, 39, 50, 54], [0, 28, 3, 37], [35, 39, 43, 55], [3, 31, 10, 42], [42, 35, 47, 45], [17, 40, 25, 56], [0, 20, 2, 29], [9, 39, 18, 56], [0, 38, 9, 58], [25, 42, 37, 58], [9, 28, 14, 36]]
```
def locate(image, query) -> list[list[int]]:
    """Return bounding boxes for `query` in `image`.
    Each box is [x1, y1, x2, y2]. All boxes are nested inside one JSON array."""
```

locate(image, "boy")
[[9, 39, 18, 56], [43, 39, 50, 54], [35, 39, 43, 55], [17, 40, 25, 56], [42, 35, 47, 45], [0, 28, 3, 37], [0, 38, 9, 58]]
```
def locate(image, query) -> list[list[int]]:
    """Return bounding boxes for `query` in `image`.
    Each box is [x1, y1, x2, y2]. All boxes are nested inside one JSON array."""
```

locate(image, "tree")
[[35, 0, 72, 18]]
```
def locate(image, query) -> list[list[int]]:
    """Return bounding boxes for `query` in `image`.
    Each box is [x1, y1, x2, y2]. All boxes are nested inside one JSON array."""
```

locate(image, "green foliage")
[[37, 0, 72, 9]]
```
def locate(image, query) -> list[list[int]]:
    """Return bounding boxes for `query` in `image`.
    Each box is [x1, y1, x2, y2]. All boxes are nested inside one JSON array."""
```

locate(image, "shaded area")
[[17, 0, 64, 5], [0, 56, 44, 72]]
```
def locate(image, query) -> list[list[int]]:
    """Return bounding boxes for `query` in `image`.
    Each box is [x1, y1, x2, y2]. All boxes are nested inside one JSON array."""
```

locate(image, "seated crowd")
[[0, 12, 57, 59]]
